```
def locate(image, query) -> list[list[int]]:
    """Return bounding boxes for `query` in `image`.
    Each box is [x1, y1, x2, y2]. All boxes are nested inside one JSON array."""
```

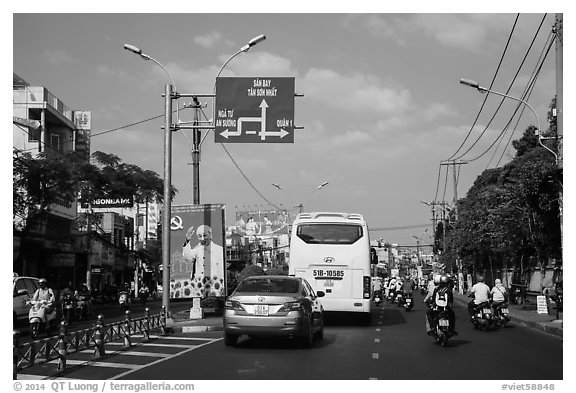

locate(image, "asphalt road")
[[114, 292, 562, 381]]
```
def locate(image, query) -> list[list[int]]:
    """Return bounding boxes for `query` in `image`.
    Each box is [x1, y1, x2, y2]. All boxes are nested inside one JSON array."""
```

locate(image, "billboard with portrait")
[[169, 204, 226, 299], [233, 209, 290, 242]]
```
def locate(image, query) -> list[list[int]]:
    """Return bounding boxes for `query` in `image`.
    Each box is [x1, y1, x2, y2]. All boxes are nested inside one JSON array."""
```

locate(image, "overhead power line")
[[446, 13, 520, 161]]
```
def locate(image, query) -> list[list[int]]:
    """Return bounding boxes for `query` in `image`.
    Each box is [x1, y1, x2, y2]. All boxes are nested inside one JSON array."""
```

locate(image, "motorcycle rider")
[[60, 281, 74, 301], [491, 278, 508, 304], [388, 276, 398, 301], [423, 274, 438, 303], [32, 278, 55, 313], [373, 278, 383, 300], [467, 275, 491, 317], [74, 283, 93, 317], [139, 282, 150, 305], [425, 275, 457, 336], [402, 275, 415, 297]]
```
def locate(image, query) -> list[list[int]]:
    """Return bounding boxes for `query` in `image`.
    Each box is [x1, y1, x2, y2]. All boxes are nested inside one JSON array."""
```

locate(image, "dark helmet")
[[477, 275, 485, 282]]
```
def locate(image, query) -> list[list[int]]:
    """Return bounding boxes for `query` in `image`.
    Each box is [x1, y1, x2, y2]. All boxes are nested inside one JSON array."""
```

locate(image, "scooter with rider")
[[27, 278, 57, 339]]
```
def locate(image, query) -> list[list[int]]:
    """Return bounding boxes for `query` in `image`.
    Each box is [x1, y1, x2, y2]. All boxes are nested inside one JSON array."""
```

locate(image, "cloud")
[[412, 14, 514, 52], [194, 32, 226, 49], [332, 129, 373, 147], [96, 64, 135, 82], [303, 68, 413, 115], [45, 50, 79, 65], [341, 14, 410, 46]]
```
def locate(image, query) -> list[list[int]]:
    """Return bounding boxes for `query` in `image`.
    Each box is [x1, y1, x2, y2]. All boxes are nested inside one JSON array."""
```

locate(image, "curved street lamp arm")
[[460, 79, 557, 163]]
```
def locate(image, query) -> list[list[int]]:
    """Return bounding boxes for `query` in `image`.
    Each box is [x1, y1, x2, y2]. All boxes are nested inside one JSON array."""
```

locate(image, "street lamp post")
[[460, 78, 562, 292], [307, 181, 330, 212], [459, 79, 558, 163], [125, 36, 267, 320], [124, 44, 178, 323]]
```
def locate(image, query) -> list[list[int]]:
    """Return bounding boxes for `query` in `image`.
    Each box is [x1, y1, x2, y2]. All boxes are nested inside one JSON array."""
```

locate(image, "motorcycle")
[[373, 290, 382, 306], [60, 293, 75, 323], [429, 304, 454, 347], [492, 301, 511, 328], [420, 284, 427, 295], [395, 291, 404, 306], [27, 300, 57, 339], [75, 295, 90, 321], [387, 289, 395, 303], [139, 287, 150, 306], [471, 301, 495, 331], [118, 290, 131, 311], [403, 292, 414, 311]]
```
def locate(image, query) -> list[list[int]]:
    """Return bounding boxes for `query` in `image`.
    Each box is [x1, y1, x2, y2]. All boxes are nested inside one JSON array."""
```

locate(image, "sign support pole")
[[162, 84, 174, 326]]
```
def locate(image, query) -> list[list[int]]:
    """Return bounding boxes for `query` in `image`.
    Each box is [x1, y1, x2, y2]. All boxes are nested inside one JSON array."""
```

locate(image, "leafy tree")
[[439, 97, 561, 281], [13, 149, 177, 274]]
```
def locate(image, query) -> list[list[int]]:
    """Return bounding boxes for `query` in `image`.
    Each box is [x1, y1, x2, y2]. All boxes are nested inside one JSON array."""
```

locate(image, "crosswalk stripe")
[[137, 343, 192, 348], [17, 374, 45, 380], [132, 334, 210, 341], [77, 349, 171, 358], [17, 335, 222, 381], [48, 359, 141, 369]]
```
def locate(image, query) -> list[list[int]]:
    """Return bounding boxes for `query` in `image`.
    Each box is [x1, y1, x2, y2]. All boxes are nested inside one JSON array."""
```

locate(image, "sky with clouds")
[[10, 8, 567, 247]]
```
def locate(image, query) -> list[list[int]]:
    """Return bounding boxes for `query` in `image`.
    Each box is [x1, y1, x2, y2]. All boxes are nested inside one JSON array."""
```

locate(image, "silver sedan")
[[223, 275, 325, 348]]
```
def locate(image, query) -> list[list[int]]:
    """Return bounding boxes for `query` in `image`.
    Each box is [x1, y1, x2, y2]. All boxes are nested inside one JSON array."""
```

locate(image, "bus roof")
[[294, 212, 366, 224]]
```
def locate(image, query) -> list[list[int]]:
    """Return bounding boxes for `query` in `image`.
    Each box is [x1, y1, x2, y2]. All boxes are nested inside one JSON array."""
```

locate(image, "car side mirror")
[[316, 291, 325, 298]]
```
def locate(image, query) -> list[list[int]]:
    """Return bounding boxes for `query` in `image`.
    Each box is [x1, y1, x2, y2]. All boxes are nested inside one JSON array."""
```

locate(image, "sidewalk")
[[168, 308, 224, 333], [452, 292, 563, 338]]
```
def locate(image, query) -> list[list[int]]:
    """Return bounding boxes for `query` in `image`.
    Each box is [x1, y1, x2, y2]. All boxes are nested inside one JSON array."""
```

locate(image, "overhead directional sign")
[[215, 77, 295, 143]]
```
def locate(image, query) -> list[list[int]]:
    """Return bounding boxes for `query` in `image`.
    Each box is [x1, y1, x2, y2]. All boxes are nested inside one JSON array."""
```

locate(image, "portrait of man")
[[182, 224, 224, 282]]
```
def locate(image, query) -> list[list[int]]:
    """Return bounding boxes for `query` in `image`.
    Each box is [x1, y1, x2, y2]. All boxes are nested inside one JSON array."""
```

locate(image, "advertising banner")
[[169, 204, 226, 299], [233, 209, 290, 242]]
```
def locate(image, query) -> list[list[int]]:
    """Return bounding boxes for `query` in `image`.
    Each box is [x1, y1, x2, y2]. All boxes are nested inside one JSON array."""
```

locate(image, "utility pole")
[[192, 96, 201, 205], [441, 160, 468, 221], [555, 13, 563, 247]]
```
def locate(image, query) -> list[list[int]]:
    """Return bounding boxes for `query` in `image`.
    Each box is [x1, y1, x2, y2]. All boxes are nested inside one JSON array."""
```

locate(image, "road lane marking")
[[110, 338, 222, 380], [372, 353, 379, 359], [48, 359, 141, 369], [78, 349, 172, 358], [17, 374, 45, 380], [374, 338, 380, 343], [17, 336, 222, 380]]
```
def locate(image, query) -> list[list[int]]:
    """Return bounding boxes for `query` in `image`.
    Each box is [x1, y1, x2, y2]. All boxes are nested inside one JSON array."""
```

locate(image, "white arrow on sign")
[[219, 99, 290, 141], [219, 128, 241, 139]]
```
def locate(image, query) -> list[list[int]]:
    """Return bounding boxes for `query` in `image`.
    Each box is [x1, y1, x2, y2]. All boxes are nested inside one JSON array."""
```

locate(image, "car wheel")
[[224, 332, 239, 347], [314, 319, 324, 340], [300, 320, 314, 348]]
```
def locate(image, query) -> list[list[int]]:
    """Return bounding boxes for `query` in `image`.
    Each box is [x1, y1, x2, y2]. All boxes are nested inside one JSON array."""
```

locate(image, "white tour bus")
[[288, 212, 373, 316]]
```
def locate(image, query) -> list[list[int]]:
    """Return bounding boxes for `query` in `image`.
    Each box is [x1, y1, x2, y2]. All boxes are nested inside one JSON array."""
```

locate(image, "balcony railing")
[[13, 86, 73, 123]]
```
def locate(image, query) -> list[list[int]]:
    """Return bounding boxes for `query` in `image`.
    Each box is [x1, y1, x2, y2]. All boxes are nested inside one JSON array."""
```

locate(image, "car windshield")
[[235, 278, 300, 294], [297, 223, 363, 244]]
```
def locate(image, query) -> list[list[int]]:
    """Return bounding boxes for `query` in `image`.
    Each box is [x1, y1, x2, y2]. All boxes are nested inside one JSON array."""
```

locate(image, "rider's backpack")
[[434, 288, 449, 307]]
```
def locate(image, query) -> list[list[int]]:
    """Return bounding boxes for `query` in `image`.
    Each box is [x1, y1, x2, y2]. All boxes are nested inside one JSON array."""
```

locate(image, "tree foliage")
[[439, 97, 562, 276]]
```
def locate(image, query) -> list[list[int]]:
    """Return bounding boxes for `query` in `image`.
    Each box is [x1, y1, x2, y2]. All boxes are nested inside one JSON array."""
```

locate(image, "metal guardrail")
[[13, 307, 169, 379]]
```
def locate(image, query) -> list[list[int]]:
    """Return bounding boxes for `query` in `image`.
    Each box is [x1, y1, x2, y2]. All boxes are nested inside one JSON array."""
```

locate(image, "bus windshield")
[[296, 224, 363, 245]]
